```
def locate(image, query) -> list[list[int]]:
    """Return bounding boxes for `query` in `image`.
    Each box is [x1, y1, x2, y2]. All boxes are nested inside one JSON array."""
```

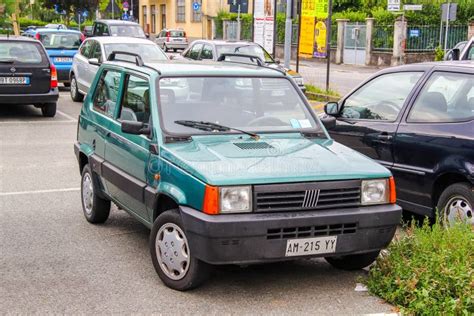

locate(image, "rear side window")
[[38, 32, 82, 49], [92, 70, 122, 118], [408, 72, 474, 123], [0, 42, 44, 64]]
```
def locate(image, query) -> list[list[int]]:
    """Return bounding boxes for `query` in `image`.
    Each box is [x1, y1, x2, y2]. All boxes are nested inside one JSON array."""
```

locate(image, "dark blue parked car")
[[321, 61, 474, 225], [23, 28, 84, 86]]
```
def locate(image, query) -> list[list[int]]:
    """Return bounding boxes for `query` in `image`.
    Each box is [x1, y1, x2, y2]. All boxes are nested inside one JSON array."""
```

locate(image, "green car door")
[[103, 72, 152, 221]]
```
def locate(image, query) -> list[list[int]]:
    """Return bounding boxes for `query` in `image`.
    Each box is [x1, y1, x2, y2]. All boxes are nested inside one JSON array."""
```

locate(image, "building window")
[[142, 5, 147, 28], [176, 0, 185, 23], [160, 5, 166, 29], [151, 5, 156, 33], [192, 0, 202, 22]]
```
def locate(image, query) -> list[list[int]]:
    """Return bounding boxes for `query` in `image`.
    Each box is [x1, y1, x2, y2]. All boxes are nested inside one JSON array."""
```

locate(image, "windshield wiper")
[[174, 120, 260, 140], [0, 59, 15, 63]]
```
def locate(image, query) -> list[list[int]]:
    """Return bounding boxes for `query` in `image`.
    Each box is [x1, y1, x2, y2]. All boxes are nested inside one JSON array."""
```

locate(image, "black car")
[[82, 25, 93, 37], [92, 20, 146, 38], [182, 40, 305, 91], [321, 62, 474, 224], [0, 36, 58, 117]]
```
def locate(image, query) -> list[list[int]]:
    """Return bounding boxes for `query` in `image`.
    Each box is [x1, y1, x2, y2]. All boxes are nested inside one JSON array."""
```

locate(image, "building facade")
[[139, 0, 228, 40]]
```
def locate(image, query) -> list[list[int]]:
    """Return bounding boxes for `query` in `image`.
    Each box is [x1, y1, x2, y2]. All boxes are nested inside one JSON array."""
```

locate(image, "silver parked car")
[[155, 29, 188, 52], [69, 36, 168, 102]]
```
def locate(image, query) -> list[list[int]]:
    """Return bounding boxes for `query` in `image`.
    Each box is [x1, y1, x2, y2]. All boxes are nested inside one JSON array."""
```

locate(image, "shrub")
[[367, 219, 474, 315], [434, 46, 445, 61]]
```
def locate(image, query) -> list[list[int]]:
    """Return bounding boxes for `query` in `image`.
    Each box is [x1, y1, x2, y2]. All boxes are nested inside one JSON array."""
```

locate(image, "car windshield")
[[104, 43, 167, 62], [0, 42, 44, 64], [169, 30, 185, 37], [109, 25, 146, 38], [158, 77, 322, 135], [38, 32, 82, 49], [216, 44, 274, 63]]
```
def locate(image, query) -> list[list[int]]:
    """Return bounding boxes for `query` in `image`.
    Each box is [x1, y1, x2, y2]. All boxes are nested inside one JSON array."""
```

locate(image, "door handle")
[[377, 133, 392, 141]]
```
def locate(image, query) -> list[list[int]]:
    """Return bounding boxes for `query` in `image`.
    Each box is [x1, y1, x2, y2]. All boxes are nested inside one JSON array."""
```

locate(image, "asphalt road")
[[0, 89, 393, 314]]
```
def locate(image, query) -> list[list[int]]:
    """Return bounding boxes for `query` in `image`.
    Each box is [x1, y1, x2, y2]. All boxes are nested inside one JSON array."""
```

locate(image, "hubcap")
[[71, 78, 77, 98], [82, 173, 94, 215], [445, 195, 473, 225], [155, 223, 190, 280]]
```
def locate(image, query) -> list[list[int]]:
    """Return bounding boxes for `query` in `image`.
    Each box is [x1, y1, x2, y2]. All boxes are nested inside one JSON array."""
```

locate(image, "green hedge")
[[215, 10, 252, 40]]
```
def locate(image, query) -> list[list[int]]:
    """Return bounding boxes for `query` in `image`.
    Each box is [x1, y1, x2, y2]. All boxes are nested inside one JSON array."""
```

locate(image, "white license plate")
[[0, 77, 30, 85], [55, 57, 72, 62], [285, 236, 337, 257]]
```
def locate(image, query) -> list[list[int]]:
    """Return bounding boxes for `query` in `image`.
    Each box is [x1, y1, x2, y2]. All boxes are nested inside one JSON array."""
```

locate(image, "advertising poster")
[[298, 0, 316, 56], [313, 0, 329, 58], [253, 0, 275, 54]]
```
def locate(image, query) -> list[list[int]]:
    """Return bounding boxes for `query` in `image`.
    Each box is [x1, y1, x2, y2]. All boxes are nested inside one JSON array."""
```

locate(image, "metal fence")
[[406, 25, 468, 52], [373, 24, 468, 53]]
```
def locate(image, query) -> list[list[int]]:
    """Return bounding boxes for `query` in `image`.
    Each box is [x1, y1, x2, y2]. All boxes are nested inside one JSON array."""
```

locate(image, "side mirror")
[[450, 48, 460, 60], [324, 102, 341, 116], [121, 120, 151, 135], [88, 58, 101, 66], [320, 115, 337, 130]]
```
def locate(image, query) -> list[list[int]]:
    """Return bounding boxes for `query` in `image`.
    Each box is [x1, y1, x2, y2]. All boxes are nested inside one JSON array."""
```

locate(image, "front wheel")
[[437, 183, 474, 226], [150, 209, 211, 291], [41, 102, 56, 117], [325, 251, 380, 270]]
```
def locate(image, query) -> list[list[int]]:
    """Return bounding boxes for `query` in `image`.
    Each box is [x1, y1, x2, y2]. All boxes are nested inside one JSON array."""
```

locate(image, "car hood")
[[160, 134, 390, 186]]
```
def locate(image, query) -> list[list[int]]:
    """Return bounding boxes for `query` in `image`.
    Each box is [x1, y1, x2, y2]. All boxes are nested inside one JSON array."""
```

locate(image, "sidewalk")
[[294, 59, 385, 95]]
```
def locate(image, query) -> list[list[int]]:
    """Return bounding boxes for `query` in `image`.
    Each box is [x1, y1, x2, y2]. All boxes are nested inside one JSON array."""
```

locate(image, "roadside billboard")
[[253, 0, 275, 54], [299, 0, 329, 58]]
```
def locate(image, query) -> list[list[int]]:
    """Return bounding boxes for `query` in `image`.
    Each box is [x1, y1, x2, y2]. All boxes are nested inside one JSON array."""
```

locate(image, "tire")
[[41, 102, 56, 117], [325, 251, 380, 271], [437, 182, 474, 226], [163, 44, 168, 52], [63, 82, 70, 88], [81, 164, 111, 224], [173, 48, 177, 52], [150, 209, 211, 291], [70, 75, 84, 102]]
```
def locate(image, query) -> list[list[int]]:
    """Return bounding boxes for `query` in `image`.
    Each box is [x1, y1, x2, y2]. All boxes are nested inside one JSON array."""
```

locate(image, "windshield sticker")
[[290, 119, 301, 128], [299, 119, 312, 128]]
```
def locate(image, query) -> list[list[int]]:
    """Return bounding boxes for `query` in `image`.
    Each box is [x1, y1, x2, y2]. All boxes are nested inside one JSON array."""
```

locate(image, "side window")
[[188, 43, 203, 60], [408, 72, 474, 123], [90, 42, 102, 61], [119, 75, 151, 124], [342, 72, 423, 121], [92, 70, 122, 117], [103, 25, 110, 36], [464, 43, 474, 60], [201, 45, 213, 60], [80, 40, 92, 58], [93, 23, 100, 35]]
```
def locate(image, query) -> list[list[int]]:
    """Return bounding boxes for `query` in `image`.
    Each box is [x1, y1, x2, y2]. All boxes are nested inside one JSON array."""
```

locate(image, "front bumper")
[[0, 88, 59, 105], [180, 204, 401, 265]]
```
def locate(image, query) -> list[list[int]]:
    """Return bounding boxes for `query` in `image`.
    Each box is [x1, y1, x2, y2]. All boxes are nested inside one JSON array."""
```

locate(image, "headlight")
[[361, 179, 389, 205], [293, 76, 304, 86], [220, 186, 252, 213]]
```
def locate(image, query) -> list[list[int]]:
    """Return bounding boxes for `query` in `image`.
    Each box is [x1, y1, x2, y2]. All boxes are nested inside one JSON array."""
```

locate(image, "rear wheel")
[[81, 164, 110, 224], [70, 75, 84, 102], [437, 183, 474, 226], [162, 44, 168, 52], [150, 209, 211, 290], [325, 251, 380, 270], [41, 102, 56, 117]]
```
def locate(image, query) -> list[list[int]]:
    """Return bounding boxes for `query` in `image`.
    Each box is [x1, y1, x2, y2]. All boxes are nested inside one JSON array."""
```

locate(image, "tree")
[[42, 0, 99, 24]]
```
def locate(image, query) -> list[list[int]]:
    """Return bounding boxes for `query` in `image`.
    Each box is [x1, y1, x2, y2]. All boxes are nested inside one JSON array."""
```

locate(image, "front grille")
[[267, 223, 357, 240], [254, 180, 361, 212]]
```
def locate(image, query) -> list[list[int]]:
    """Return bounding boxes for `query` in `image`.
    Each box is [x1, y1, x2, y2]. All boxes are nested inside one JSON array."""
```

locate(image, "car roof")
[[192, 40, 256, 46], [104, 60, 286, 77], [30, 28, 82, 34], [385, 61, 474, 71], [95, 19, 139, 26], [0, 35, 39, 42], [85, 36, 153, 45]]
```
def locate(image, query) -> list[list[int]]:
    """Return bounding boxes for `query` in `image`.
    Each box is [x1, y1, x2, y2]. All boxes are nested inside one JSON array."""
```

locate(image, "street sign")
[[230, 0, 248, 14], [122, 12, 130, 20], [441, 3, 457, 22], [123, 1, 129, 9], [409, 29, 420, 37], [404, 4, 422, 11], [387, 0, 400, 12], [82, 10, 88, 17], [192, 2, 201, 11], [74, 12, 85, 24]]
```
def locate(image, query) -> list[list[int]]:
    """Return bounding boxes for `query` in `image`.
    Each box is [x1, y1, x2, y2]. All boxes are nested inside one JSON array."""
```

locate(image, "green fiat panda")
[[74, 53, 401, 291]]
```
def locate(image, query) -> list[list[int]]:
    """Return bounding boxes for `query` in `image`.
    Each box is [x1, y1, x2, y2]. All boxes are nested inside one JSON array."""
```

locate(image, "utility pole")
[[283, 0, 293, 69], [112, 0, 115, 19], [325, 0, 333, 92], [444, 0, 451, 52]]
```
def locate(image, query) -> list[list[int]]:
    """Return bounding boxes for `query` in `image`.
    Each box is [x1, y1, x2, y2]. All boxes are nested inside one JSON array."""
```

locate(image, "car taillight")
[[50, 64, 58, 89], [166, 31, 170, 42], [35, 33, 40, 40]]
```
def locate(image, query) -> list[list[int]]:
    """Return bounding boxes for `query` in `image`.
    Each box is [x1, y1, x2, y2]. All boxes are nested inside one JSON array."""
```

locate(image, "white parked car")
[[69, 36, 168, 102]]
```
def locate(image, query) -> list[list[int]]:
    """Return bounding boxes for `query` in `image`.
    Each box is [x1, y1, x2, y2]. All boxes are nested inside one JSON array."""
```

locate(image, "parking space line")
[[0, 187, 80, 196], [56, 110, 78, 121]]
